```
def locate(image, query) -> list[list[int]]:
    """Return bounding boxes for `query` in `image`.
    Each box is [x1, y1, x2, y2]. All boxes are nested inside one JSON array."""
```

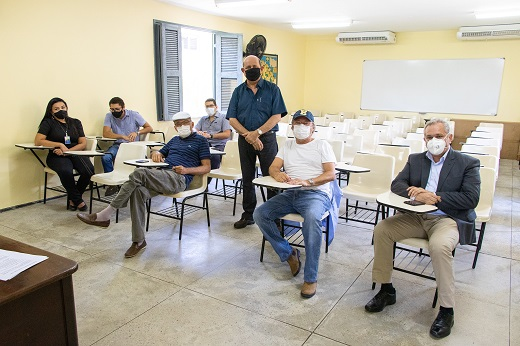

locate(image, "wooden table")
[[0, 235, 79, 345]]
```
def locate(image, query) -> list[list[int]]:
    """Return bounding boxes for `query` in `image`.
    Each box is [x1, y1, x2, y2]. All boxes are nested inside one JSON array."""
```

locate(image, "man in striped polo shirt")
[[77, 112, 211, 258]]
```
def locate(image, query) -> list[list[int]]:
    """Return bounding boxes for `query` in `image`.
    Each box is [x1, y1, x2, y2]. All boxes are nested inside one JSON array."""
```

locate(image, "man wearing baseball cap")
[[77, 112, 211, 258], [254, 110, 338, 298]]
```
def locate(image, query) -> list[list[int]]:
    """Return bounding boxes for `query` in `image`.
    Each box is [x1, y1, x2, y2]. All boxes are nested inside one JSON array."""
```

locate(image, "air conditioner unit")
[[336, 31, 396, 45], [457, 24, 520, 40]]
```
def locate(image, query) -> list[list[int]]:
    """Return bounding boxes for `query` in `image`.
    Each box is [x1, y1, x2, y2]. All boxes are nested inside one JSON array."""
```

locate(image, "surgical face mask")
[[245, 67, 261, 81], [427, 136, 447, 156], [53, 110, 68, 119], [177, 125, 192, 138], [205, 107, 216, 116], [293, 124, 311, 140]]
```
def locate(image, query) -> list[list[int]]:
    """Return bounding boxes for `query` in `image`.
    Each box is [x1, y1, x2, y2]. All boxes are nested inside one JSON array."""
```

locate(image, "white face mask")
[[177, 125, 192, 138], [426, 136, 447, 156], [293, 124, 311, 140], [205, 107, 216, 116]]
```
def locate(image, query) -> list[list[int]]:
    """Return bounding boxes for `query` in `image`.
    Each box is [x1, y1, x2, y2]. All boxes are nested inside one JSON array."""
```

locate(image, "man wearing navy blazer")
[[365, 118, 480, 339]]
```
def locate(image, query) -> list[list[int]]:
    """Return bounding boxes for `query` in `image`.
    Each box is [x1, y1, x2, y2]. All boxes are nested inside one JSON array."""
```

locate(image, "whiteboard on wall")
[[360, 58, 505, 116]]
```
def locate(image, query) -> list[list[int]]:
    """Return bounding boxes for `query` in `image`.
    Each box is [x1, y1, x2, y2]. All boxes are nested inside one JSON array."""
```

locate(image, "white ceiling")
[[160, 0, 520, 34]]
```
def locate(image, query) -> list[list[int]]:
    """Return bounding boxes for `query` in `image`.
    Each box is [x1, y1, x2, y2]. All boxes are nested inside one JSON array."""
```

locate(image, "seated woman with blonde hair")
[[35, 97, 94, 211]]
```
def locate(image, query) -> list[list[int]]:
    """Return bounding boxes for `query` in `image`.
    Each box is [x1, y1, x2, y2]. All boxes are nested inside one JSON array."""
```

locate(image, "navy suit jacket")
[[391, 149, 481, 245]]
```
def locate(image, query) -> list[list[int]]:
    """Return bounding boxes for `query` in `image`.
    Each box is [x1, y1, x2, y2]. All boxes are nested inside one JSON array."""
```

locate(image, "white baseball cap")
[[171, 111, 191, 121]]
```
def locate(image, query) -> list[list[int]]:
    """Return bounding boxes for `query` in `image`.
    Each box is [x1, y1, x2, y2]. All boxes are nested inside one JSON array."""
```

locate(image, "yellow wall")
[[2, 1, 520, 209], [303, 31, 520, 122], [0, 0, 306, 209]]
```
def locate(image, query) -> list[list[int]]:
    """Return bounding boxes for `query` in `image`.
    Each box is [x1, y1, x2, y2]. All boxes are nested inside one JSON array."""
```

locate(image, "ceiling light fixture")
[[474, 9, 520, 19], [215, 0, 290, 8], [291, 19, 353, 30]]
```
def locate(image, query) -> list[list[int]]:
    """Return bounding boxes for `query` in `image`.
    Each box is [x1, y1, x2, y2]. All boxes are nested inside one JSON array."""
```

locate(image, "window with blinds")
[[154, 20, 242, 121]]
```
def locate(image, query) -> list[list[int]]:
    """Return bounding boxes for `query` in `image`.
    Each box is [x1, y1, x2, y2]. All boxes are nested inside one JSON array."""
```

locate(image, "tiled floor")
[[1, 160, 518, 345]]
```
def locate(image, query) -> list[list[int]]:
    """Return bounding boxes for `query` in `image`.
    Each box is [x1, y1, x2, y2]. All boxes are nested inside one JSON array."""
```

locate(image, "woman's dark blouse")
[[37, 117, 86, 149]]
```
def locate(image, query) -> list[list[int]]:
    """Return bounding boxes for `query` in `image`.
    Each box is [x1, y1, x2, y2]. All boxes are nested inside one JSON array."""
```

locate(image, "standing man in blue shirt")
[[77, 112, 210, 258], [102, 97, 153, 195], [194, 98, 232, 170], [227, 55, 287, 229]]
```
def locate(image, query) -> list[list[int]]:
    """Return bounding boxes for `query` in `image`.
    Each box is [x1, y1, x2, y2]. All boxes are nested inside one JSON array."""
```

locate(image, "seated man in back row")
[[254, 110, 339, 298], [102, 96, 153, 196], [77, 112, 210, 258], [194, 98, 232, 170], [365, 118, 480, 339]]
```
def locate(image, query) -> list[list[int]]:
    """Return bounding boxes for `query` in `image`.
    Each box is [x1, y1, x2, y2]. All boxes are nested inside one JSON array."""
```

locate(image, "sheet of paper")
[[0, 249, 48, 281]]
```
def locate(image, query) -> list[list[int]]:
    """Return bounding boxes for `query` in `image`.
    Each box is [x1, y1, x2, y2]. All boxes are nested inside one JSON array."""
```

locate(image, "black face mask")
[[53, 110, 68, 119], [245, 67, 261, 81], [111, 110, 123, 118]]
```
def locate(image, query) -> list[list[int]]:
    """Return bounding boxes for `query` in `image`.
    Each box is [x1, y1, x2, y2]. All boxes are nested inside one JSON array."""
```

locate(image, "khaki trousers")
[[110, 168, 186, 243], [372, 212, 459, 308]]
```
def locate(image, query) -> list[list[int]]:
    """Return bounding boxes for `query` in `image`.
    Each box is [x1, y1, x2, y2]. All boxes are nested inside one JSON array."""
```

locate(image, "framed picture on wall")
[[261, 54, 278, 84]]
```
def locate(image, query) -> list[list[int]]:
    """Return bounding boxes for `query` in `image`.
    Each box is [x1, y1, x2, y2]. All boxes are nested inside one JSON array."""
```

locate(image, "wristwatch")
[[210, 134, 213, 139], [308, 178, 314, 186], [257, 129, 263, 135]]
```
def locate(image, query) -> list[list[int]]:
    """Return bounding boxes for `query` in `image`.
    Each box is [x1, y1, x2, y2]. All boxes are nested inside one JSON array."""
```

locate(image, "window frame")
[[153, 20, 243, 121]]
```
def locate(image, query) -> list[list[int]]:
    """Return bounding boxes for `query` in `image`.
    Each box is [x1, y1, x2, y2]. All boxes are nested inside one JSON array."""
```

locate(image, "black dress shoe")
[[430, 309, 454, 339], [234, 217, 255, 229], [365, 290, 396, 313], [77, 200, 88, 212]]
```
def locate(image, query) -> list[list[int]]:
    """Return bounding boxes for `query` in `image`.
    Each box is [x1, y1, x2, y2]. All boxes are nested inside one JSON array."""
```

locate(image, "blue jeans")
[[253, 189, 331, 283], [102, 144, 120, 173]]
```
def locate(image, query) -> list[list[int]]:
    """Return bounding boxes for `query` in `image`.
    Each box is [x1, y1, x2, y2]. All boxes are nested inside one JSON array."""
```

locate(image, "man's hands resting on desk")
[[151, 151, 165, 163], [407, 186, 441, 205], [272, 171, 313, 186], [151, 151, 188, 175]]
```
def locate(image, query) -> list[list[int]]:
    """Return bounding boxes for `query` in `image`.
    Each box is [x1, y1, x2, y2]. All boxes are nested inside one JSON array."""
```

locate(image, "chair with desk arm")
[[88, 143, 147, 221], [353, 129, 380, 153], [207, 140, 242, 216], [145, 173, 210, 240], [341, 152, 394, 226], [328, 121, 347, 136], [462, 152, 498, 181], [376, 144, 411, 179], [460, 144, 500, 159], [260, 211, 331, 262], [466, 166, 496, 268], [44, 137, 98, 206], [369, 124, 392, 144]]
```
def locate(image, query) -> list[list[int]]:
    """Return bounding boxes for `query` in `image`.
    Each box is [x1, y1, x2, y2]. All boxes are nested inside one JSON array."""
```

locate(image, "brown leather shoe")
[[287, 248, 301, 276], [77, 213, 110, 228], [301, 281, 317, 298], [124, 240, 147, 258]]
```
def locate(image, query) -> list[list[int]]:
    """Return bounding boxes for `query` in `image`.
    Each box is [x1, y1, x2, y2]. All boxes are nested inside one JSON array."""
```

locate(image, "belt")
[[259, 130, 275, 138]]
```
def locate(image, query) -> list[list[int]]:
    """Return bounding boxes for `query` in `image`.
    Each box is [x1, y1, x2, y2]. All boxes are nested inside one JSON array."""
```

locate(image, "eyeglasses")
[[109, 108, 123, 112], [174, 120, 191, 126], [292, 121, 312, 126]]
